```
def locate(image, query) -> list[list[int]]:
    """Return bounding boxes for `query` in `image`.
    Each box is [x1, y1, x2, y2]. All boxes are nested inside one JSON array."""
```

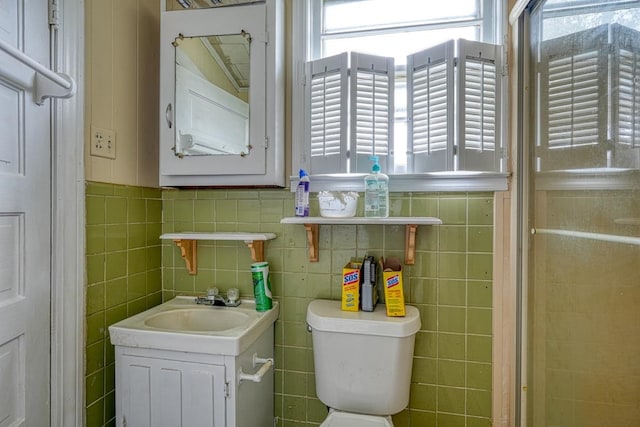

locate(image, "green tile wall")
[[85, 182, 164, 427], [162, 189, 494, 427]]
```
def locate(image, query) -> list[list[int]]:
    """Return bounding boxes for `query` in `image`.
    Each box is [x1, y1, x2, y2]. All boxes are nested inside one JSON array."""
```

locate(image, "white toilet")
[[306, 299, 421, 427]]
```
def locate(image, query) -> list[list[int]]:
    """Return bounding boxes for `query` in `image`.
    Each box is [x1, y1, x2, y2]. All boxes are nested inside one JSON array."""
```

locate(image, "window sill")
[[289, 172, 510, 192]]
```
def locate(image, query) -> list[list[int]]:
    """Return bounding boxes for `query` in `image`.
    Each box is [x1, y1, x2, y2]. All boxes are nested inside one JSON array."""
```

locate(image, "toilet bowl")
[[306, 299, 421, 426]]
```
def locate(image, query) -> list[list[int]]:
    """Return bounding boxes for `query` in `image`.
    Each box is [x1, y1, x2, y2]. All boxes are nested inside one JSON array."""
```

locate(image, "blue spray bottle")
[[295, 169, 310, 217]]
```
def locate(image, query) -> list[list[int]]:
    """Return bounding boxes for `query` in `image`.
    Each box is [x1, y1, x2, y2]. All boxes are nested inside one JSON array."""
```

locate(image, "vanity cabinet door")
[[159, 0, 284, 187], [118, 355, 227, 427]]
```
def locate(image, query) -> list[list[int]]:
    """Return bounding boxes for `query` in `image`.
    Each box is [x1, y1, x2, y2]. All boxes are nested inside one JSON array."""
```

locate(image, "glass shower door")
[[524, 1, 640, 426]]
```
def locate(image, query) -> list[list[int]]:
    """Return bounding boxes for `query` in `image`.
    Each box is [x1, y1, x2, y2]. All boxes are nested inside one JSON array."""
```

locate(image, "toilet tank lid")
[[306, 300, 421, 337]]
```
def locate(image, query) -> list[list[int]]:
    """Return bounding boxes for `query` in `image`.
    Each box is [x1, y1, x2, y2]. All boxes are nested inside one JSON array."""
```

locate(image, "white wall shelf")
[[161, 232, 277, 274], [280, 217, 442, 264]]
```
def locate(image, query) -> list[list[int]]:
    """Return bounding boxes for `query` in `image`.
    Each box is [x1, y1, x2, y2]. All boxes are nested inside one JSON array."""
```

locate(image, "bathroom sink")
[[143, 308, 250, 332], [108, 296, 279, 356]]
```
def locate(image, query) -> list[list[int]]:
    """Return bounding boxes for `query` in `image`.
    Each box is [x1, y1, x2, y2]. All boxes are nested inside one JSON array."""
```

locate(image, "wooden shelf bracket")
[[173, 239, 197, 275], [404, 224, 418, 265], [245, 240, 266, 263], [304, 224, 319, 262]]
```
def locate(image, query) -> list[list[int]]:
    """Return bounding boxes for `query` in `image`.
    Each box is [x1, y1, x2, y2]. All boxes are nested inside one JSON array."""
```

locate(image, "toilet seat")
[[320, 409, 393, 427]]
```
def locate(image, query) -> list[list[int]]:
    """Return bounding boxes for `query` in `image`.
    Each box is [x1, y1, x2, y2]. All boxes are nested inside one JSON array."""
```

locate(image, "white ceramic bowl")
[[318, 191, 359, 217]]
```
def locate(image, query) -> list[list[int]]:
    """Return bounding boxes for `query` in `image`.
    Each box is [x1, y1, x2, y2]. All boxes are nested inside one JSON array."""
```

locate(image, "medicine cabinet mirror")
[[173, 32, 251, 157], [160, 0, 284, 187]]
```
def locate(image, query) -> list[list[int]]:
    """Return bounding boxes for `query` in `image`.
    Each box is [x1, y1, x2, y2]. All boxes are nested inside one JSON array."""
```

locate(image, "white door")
[[0, 1, 52, 426]]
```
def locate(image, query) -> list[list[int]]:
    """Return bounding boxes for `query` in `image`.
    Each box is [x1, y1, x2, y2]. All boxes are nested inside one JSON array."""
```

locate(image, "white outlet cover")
[[90, 125, 116, 159]]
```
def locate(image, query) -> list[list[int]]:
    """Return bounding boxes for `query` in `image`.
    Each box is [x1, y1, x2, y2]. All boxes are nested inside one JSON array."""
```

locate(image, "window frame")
[[291, 0, 510, 192]]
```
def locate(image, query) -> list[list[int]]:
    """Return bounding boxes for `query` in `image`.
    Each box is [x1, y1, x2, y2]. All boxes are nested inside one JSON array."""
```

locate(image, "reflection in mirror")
[[173, 32, 251, 157], [166, 0, 260, 11]]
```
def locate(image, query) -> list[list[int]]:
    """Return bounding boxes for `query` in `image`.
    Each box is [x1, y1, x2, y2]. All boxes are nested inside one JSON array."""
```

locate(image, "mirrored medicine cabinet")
[[159, 0, 284, 187]]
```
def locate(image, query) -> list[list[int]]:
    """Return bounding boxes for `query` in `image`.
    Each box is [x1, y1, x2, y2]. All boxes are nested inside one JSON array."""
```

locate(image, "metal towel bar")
[[532, 228, 640, 247]]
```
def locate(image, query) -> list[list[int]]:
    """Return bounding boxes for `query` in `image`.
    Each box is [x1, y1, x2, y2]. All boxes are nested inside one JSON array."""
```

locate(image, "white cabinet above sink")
[[159, 0, 285, 187]]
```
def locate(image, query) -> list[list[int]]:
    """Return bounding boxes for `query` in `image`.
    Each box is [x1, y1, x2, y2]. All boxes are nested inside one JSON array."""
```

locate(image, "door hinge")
[[122, 416, 127, 427], [224, 381, 230, 398], [265, 136, 269, 149], [48, 0, 60, 28]]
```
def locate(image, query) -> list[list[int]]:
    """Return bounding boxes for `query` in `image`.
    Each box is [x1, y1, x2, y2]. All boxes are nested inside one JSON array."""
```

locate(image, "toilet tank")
[[306, 299, 421, 416]]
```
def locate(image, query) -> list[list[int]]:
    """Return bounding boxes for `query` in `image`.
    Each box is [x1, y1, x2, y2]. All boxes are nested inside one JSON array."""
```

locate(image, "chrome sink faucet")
[[195, 287, 241, 307]]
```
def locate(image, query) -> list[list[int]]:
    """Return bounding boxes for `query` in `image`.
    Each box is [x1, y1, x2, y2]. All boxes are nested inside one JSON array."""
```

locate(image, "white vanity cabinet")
[[110, 297, 279, 427], [159, 0, 284, 187], [115, 325, 275, 427], [117, 355, 227, 426]]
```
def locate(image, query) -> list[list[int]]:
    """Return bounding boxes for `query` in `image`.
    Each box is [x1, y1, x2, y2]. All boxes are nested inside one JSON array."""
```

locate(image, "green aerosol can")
[[251, 262, 273, 311]]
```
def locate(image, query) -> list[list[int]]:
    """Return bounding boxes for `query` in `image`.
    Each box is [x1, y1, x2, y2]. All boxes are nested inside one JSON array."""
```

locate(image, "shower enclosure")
[[518, 0, 640, 426]]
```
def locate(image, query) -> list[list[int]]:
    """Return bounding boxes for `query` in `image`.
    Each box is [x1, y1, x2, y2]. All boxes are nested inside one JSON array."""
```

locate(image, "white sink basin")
[[143, 308, 250, 332], [109, 296, 279, 356]]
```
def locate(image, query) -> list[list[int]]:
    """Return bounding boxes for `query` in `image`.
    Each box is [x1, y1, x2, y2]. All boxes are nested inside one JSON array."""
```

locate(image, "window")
[[292, 0, 508, 190]]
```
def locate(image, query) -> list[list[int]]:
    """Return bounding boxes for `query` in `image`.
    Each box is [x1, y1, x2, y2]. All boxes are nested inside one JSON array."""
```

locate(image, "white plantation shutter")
[[350, 52, 395, 174], [407, 40, 455, 172], [458, 39, 502, 171], [611, 24, 640, 168], [304, 44, 505, 176], [306, 52, 349, 174], [538, 25, 609, 171]]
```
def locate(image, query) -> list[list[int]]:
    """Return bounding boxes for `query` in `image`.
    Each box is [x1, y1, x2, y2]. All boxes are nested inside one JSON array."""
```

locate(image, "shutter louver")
[[306, 53, 349, 174], [538, 25, 609, 170], [463, 58, 497, 150], [458, 39, 502, 171], [350, 52, 395, 174], [407, 40, 455, 172]]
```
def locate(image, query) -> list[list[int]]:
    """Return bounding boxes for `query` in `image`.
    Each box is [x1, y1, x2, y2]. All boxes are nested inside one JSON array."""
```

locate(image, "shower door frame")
[[511, 1, 640, 425]]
